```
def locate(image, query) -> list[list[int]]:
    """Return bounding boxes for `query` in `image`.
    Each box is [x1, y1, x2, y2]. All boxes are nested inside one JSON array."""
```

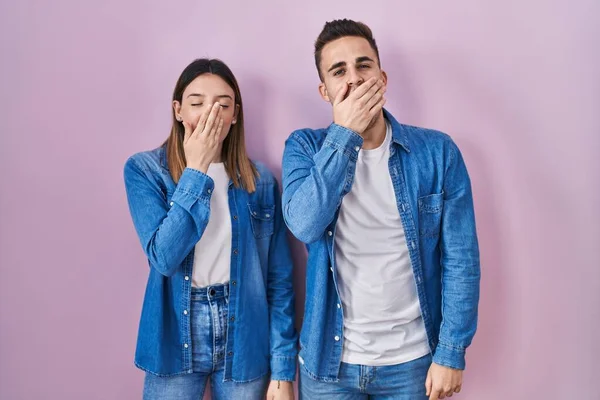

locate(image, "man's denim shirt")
[[124, 146, 297, 382], [281, 110, 480, 382]]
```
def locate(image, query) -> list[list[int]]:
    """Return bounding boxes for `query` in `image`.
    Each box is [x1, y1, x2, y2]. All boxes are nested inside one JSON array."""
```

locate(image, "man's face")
[[318, 36, 387, 104]]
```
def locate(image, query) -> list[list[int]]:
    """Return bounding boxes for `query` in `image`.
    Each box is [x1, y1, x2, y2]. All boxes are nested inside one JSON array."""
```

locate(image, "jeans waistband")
[[191, 282, 229, 302]]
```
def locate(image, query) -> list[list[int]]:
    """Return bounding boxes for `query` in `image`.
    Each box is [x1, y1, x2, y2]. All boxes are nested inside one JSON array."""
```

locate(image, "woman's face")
[[173, 73, 239, 141]]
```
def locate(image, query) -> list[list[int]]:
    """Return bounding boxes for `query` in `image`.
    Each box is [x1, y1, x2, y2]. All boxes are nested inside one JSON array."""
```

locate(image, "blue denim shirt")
[[281, 110, 480, 381], [124, 145, 297, 382]]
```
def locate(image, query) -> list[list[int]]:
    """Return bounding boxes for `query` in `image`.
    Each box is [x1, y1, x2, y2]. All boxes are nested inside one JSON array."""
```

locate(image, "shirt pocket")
[[248, 203, 275, 239], [417, 192, 444, 238]]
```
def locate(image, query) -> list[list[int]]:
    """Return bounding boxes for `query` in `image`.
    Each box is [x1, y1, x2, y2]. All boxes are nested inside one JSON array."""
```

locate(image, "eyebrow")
[[327, 61, 346, 73], [187, 93, 233, 100], [356, 56, 375, 64], [327, 56, 376, 73]]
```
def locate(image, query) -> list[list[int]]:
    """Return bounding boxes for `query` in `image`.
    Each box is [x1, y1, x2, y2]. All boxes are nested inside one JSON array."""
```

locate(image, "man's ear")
[[381, 70, 388, 86], [319, 82, 330, 102]]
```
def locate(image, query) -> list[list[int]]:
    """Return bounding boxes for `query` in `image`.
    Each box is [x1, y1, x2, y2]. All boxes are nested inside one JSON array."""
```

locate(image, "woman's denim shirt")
[[124, 146, 297, 382]]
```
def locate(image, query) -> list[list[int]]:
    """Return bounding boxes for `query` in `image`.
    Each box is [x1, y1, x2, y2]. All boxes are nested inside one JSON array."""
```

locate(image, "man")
[[281, 19, 480, 399]]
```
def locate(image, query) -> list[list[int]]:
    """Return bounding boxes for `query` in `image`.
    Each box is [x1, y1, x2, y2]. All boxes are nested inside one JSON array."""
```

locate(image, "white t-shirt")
[[192, 163, 232, 288], [334, 120, 430, 366]]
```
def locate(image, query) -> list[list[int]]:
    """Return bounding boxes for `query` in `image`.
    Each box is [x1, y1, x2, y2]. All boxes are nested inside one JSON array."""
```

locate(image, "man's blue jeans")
[[299, 353, 432, 399]]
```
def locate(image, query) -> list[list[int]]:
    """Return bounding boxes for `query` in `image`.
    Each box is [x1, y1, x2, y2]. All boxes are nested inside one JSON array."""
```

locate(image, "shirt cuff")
[[171, 168, 214, 212], [270, 356, 297, 381], [323, 124, 364, 161], [432, 342, 466, 370]]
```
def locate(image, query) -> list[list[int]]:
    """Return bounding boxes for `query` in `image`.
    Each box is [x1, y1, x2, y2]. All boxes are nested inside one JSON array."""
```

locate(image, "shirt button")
[[207, 188, 212, 194], [228, 351, 233, 356], [354, 146, 360, 152], [184, 343, 189, 348], [169, 201, 174, 207], [185, 276, 190, 281], [337, 303, 341, 309], [330, 267, 333, 272], [183, 310, 188, 315], [230, 316, 235, 322], [233, 249, 239, 255], [233, 215, 238, 220], [231, 281, 237, 286], [328, 231, 333, 236], [334, 336, 340, 341]]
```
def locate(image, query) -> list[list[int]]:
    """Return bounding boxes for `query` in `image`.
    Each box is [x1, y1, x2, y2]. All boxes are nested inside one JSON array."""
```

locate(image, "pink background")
[[1, 1, 598, 399]]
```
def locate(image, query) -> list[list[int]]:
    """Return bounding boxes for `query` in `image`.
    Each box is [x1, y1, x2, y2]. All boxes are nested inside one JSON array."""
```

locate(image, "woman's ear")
[[232, 104, 240, 124], [173, 100, 182, 121]]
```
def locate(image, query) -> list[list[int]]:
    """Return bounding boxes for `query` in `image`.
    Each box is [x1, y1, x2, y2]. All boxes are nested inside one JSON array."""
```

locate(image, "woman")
[[124, 58, 297, 400]]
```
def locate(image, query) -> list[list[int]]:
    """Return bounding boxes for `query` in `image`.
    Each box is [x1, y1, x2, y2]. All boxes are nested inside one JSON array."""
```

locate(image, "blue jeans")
[[299, 353, 432, 399], [143, 284, 269, 400]]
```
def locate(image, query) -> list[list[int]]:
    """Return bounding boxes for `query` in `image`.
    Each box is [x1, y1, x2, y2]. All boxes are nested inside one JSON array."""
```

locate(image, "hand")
[[332, 76, 386, 135], [183, 102, 224, 173], [425, 363, 463, 399], [266, 380, 294, 400]]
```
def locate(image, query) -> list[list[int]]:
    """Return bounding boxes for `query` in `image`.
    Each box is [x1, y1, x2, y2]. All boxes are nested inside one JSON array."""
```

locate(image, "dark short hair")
[[314, 19, 380, 81]]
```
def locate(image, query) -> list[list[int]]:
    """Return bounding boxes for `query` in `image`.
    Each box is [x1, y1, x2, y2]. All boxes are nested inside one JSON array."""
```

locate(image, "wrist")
[[270, 380, 293, 387], [334, 119, 363, 135], [186, 162, 210, 174]]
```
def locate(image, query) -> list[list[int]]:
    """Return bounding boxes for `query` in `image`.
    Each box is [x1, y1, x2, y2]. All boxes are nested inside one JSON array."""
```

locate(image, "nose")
[[347, 69, 364, 89]]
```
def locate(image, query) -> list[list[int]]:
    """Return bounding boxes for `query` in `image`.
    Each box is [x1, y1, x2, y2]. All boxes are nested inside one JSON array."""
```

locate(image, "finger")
[[215, 117, 224, 138], [208, 104, 222, 131], [349, 76, 379, 101], [206, 103, 222, 133], [203, 102, 221, 134], [429, 389, 440, 400], [365, 85, 386, 110], [425, 370, 432, 396], [333, 81, 349, 105], [454, 385, 462, 393], [193, 103, 213, 136], [182, 121, 192, 143], [368, 96, 386, 118], [209, 117, 223, 141], [354, 78, 383, 104], [357, 79, 384, 107]]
